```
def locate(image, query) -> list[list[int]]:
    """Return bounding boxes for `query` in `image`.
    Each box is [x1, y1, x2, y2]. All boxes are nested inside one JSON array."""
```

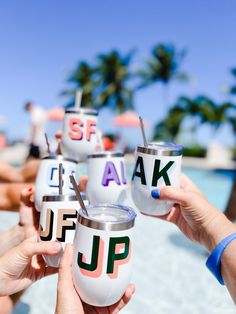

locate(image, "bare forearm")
[[0, 296, 14, 314], [0, 225, 24, 256]]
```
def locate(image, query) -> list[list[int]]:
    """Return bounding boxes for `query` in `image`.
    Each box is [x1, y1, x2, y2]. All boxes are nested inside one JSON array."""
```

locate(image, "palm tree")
[[61, 61, 97, 108], [138, 44, 188, 107], [152, 95, 233, 143], [96, 50, 135, 113], [224, 68, 236, 220], [153, 97, 187, 141]]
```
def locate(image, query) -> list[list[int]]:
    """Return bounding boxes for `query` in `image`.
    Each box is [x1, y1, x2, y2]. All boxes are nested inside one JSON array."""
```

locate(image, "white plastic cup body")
[[35, 156, 77, 212], [131, 143, 183, 216], [39, 195, 85, 267], [72, 205, 136, 307], [87, 152, 127, 204], [61, 108, 98, 162]]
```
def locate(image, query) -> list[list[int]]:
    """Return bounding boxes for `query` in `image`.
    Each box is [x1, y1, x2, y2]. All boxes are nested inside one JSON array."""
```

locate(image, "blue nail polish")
[[151, 189, 160, 199]]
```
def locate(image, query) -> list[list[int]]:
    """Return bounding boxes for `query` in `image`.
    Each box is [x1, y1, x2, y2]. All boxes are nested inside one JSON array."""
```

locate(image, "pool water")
[[183, 167, 235, 211], [5, 163, 236, 314]]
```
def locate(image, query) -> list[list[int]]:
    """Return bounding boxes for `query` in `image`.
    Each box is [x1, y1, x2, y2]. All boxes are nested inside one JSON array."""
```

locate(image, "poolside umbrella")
[[47, 108, 65, 121], [113, 111, 149, 127]]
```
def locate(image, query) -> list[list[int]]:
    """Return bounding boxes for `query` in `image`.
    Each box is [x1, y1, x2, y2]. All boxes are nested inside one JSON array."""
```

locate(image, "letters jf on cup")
[[131, 143, 183, 216], [39, 195, 82, 267]]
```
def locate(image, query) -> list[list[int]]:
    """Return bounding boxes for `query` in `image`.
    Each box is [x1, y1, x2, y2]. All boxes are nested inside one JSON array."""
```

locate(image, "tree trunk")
[[162, 83, 169, 109], [224, 171, 236, 221]]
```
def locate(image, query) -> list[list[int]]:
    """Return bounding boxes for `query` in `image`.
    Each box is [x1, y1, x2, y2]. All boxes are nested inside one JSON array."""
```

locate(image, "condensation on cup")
[[72, 205, 136, 306], [39, 194, 88, 267], [87, 151, 127, 204], [131, 142, 183, 216], [35, 155, 78, 212], [61, 108, 98, 162]]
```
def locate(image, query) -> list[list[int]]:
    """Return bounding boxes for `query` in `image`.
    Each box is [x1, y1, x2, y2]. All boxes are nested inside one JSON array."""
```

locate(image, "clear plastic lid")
[[137, 141, 183, 156], [78, 204, 136, 231]]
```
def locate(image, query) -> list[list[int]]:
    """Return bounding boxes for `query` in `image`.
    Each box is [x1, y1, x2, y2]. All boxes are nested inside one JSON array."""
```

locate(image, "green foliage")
[[153, 99, 186, 141], [229, 68, 236, 95], [138, 43, 188, 87], [153, 95, 235, 142], [62, 50, 135, 112], [96, 50, 135, 113], [183, 146, 206, 158], [61, 61, 97, 108]]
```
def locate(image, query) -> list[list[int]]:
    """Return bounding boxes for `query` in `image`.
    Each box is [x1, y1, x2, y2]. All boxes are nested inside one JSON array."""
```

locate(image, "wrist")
[[206, 232, 236, 285], [200, 213, 236, 252]]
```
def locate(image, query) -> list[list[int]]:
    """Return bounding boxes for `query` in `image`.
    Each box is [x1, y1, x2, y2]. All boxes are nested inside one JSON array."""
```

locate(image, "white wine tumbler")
[[87, 151, 127, 204], [35, 155, 77, 212], [39, 194, 83, 267], [72, 204, 136, 306], [131, 142, 183, 216], [61, 108, 98, 161]]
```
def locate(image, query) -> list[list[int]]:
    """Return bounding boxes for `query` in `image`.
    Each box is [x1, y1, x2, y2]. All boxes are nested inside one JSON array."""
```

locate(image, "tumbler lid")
[[88, 151, 124, 159], [65, 107, 98, 116], [42, 154, 77, 164], [42, 193, 87, 202], [137, 142, 183, 156], [78, 204, 136, 231]]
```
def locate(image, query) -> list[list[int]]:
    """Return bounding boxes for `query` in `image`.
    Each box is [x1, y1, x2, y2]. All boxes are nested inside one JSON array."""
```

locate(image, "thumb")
[[19, 240, 62, 259], [58, 244, 73, 287]]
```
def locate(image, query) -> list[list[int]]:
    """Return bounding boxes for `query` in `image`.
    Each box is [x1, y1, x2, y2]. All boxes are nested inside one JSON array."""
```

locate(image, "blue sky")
[[0, 0, 236, 147]]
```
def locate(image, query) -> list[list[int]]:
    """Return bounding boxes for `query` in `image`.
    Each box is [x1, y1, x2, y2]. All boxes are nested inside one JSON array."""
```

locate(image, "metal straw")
[[56, 142, 62, 155], [75, 89, 83, 108], [59, 163, 63, 195], [69, 175, 89, 217], [44, 133, 51, 154], [139, 116, 148, 147], [96, 131, 104, 152]]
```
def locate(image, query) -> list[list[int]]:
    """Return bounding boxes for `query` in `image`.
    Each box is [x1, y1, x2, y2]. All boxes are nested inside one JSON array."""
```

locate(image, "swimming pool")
[[183, 167, 235, 211], [6, 165, 236, 314]]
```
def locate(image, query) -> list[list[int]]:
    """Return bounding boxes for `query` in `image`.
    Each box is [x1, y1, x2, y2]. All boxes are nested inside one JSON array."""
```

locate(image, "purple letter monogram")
[[120, 161, 127, 185], [102, 161, 121, 186]]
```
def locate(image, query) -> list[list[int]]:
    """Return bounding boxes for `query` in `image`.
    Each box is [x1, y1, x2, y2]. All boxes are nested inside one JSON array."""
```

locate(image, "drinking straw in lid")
[[69, 175, 89, 217], [44, 133, 51, 155], [139, 116, 148, 147], [75, 89, 83, 108], [96, 130, 104, 152], [59, 163, 63, 195], [56, 142, 62, 155]]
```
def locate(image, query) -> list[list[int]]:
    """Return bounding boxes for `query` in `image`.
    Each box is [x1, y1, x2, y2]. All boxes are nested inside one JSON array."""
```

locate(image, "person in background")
[[0, 159, 39, 183], [24, 102, 47, 159]]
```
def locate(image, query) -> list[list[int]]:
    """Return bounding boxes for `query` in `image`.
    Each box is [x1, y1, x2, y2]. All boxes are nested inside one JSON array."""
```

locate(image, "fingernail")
[[151, 189, 160, 199], [28, 187, 32, 192]]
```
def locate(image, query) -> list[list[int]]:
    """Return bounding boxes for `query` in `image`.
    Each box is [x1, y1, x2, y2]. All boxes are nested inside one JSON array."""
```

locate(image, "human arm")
[[0, 237, 61, 296], [0, 224, 24, 257], [0, 186, 38, 256], [55, 244, 135, 314], [0, 183, 32, 212], [150, 173, 236, 302]]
